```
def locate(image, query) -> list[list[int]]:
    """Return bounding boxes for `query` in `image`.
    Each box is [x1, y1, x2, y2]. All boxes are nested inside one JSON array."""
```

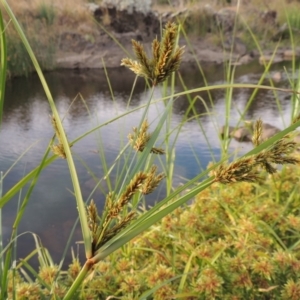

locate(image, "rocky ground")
[[56, 33, 235, 70], [54, 1, 300, 71], [5, 0, 300, 76]]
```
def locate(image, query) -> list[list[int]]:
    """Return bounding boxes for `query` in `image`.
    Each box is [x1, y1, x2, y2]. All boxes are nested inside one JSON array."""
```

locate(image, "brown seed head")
[[121, 22, 184, 86]]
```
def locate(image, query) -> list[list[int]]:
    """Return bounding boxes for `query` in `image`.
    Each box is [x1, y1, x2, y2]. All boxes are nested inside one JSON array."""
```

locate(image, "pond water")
[[0, 60, 298, 267]]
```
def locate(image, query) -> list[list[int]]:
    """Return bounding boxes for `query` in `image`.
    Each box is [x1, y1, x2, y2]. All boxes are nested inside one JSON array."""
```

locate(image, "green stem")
[[0, 10, 6, 128], [63, 260, 93, 300]]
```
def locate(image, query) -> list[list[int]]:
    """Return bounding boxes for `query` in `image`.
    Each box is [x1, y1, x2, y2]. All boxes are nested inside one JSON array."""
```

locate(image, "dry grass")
[[4, 0, 300, 37], [1, 0, 97, 76], [12, 0, 93, 29], [2, 0, 95, 34], [8, 0, 90, 18], [2, 0, 300, 76]]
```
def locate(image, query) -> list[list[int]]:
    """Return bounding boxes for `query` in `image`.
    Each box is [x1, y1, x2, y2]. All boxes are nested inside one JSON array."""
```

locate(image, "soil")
[[54, 5, 249, 70], [56, 33, 234, 70], [54, 4, 300, 70]]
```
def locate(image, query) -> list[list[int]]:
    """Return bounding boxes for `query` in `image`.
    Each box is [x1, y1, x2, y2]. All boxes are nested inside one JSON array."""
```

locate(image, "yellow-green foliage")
[[7, 162, 300, 299], [77, 163, 300, 299]]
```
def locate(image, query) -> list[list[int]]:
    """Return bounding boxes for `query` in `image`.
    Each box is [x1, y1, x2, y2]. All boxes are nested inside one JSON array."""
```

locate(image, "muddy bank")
[[56, 36, 233, 70], [56, 32, 300, 71], [5, 0, 300, 76], [55, 3, 300, 70]]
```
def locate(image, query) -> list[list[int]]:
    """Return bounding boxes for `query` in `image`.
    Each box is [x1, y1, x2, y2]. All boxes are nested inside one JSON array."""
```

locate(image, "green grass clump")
[[36, 1, 56, 26], [283, 8, 300, 31], [6, 23, 56, 77]]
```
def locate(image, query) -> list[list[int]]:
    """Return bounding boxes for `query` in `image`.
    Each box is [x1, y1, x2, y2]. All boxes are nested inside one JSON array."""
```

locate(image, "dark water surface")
[[0, 61, 298, 266]]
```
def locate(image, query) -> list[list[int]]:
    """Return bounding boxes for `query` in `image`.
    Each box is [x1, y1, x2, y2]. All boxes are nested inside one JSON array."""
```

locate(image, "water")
[[0, 61, 298, 266]]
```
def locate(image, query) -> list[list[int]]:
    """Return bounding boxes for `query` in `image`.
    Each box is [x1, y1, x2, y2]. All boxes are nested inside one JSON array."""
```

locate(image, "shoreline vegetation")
[[2, 0, 300, 77], [2, 1, 300, 299]]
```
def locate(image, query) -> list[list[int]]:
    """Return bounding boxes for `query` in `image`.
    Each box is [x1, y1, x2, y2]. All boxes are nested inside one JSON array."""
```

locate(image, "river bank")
[[55, 33, 300, 70], [3, 0, 300, 76]]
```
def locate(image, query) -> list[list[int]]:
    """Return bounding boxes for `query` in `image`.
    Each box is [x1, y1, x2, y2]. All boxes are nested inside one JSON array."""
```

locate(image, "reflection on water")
[[0, 61, 297, 266]]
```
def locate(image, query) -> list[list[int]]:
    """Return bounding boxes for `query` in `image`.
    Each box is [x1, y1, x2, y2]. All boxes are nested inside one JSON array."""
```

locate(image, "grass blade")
[[0, 10, 6, 128]]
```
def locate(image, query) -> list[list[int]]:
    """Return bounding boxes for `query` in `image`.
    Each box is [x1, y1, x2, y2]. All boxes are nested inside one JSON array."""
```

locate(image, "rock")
[[234, 39, 247, 56], [224, 36, 247, 56], [86, 3, 100, 13], [169, 9, 188, 20], [203, 4, 215, 16], [260, 10, 277, 26], [59, 31, 91, 53], [283, 50, 296, 60], [220, 125, 252, 142], [94, 3, 160, 39], [215, 7, 238, 33], [169, 0, 189, 8], [102, 0, 152, 15], [220, 122, 281, 142], [233, 128, 252, 142], [272, 71, 282, 82], [239, 54, 253, 64], [259, 55, 283, 65], [250, 122, 281, 140], [272, 23, 289, 41]]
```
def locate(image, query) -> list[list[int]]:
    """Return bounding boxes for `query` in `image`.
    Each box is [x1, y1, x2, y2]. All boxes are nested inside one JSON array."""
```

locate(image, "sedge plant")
[[2, 1, 300, 299]]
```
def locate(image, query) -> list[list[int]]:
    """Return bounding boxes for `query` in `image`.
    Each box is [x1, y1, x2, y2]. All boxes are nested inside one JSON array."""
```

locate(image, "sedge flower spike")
[[121, 22, 184, 86]]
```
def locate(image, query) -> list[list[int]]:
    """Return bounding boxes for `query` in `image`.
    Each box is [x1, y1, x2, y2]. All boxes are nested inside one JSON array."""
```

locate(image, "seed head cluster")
[[121, 22, 184, 86], [86, 123, 165, 254], [128, 119, 165, 154], [214, 121, 300, 184], [50, 115, 72, 159]]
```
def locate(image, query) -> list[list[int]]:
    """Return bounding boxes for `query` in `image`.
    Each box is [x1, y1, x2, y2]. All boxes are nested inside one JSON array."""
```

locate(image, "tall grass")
[[36, 1, 55, 26], [1, 0, 300, 299], [0, 0, 93, 77]]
